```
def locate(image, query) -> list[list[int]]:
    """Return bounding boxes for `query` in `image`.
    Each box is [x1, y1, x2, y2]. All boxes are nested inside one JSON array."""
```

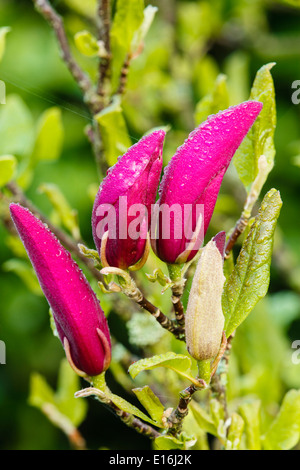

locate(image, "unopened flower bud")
[[10, 203, 111, 377], [185, 232, 226, 361], [151, 102, 263, 264], [92, 131, 165, 270]]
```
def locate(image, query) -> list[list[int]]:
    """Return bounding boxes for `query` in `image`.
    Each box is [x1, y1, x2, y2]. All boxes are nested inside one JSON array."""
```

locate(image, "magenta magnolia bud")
[[151, 101, 263, 264], [92, 130, 165, 269], [10, 203, 111, 377]]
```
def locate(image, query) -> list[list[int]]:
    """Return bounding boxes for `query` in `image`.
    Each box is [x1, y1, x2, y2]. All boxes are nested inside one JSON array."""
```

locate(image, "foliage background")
[[1, 0, 300, 450]]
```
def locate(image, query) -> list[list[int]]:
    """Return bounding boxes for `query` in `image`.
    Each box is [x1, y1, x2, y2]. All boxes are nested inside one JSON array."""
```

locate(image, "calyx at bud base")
[[185, 232, 226, 362], [10, 203, 111, 377]]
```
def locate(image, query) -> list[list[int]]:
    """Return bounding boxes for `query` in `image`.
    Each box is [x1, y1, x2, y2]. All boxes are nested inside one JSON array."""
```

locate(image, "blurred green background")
[[1, 0, 300, 450]]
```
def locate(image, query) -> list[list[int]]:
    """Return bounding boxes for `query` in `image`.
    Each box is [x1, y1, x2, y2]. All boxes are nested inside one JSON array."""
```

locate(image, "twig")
[[167, 381, 205, 436], [76, 387, 160, 440], [32, 0, 101, 114], [117, 54, 132, 96], [136, 294, 185, 340], [97, 0, 111, 98], [6, 182, 104, 283], [225, 215, 248, 258]]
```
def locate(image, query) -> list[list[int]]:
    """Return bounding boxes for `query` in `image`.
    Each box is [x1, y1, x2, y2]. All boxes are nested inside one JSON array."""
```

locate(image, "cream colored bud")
[[185, 239, 225, 361]]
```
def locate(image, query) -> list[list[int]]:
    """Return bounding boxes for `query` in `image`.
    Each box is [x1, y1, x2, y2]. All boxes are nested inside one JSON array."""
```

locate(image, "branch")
[[32, 0, 101, 114], [76, 387, 160, 440], [136, 294, 185, 340], [167, 382, 205, 436], [225, 215, 248, 258], [97, 0, 111, 98], [6, 182, 104, 284]]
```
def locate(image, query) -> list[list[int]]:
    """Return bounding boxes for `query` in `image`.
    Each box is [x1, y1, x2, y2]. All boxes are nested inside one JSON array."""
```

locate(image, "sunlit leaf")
[[32, 107, 64, 162], [95, 96, 131, 166], [0, 95, 34, 157], [263, 390, 300, 450], [234, 63, 276, 190], [0, 155, 17, 187], [133, 386, 165, 426], [195, 74, 229, 125], [0, 27, 10, 62], [129, 352, 195, 384], [223, 189, 282, 337], [239, 400, 261, 450]]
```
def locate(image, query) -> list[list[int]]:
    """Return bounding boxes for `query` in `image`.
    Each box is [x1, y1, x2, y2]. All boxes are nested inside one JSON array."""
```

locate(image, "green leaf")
[[29, 373, 55, 409], [153, 435, 186, 450], [55, 359, 87, 427], [0, 27, 10, 62], [226, 413, 244, 450], [131, 5, 158, 54], [0, 155, 17, 187], [111, 0, 144, 52], [222, 189, 282, 338], [95, 97, 131, 166], [74, 30, 100, 57], [79, 386, 161, 427], [0, 95, 34, 157], [110, 0, 144, 89], [63, 0, 97, 18], [263, 390, 300, 450], [133, 386, 165, 426], [32, 107, 64, 162], [239, 400, 261, 450], [38, 183, 81, 240], [189, 400, 218, 437], [128, 352, 196, 385], [3, 259, 42, 295], [29, 364, 87, 439], [234, 63, 276, 191], [195, 74, 229, 125]]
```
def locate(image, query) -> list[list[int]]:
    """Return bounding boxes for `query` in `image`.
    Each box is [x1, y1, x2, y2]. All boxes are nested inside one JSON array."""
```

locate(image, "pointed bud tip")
[[212, 231, 226, 258]]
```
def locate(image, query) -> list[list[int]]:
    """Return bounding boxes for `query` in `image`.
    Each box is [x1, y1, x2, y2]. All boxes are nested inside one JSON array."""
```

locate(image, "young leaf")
[[74, 30, 101, 57], [153, 435, 186, 450], [226, 413, 244, 450], [3, 259, 42, 295], [234, 63, 276, 191], [0, 27, 10, 62], [131, 5, 158, 54], [189, 400, 218, 437], [132, 386, 165, 426], [29, 373, 55, 409], [0, 95, 34, 157], [77, 387, 161, 427], [32, 107, 64, 162], [95, 97, 131, 166], [263, 390, 300, 450], [195, 74, 229, 126], [63, 0, 97, 18], [128, 352, 198, 386], [239, 400, 261, 450], [38, 183, 81, 240], [55, 360, 87, 427], [0, 155, 17, 187], [110, 0, 144, 88], [222, 189, 282, 338]]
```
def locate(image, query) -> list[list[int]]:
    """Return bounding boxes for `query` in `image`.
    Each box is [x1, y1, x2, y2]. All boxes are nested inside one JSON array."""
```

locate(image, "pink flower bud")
[[151, 102, 263, 264], [92, 130, 165, 269], [10, 203, 111, 377]]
